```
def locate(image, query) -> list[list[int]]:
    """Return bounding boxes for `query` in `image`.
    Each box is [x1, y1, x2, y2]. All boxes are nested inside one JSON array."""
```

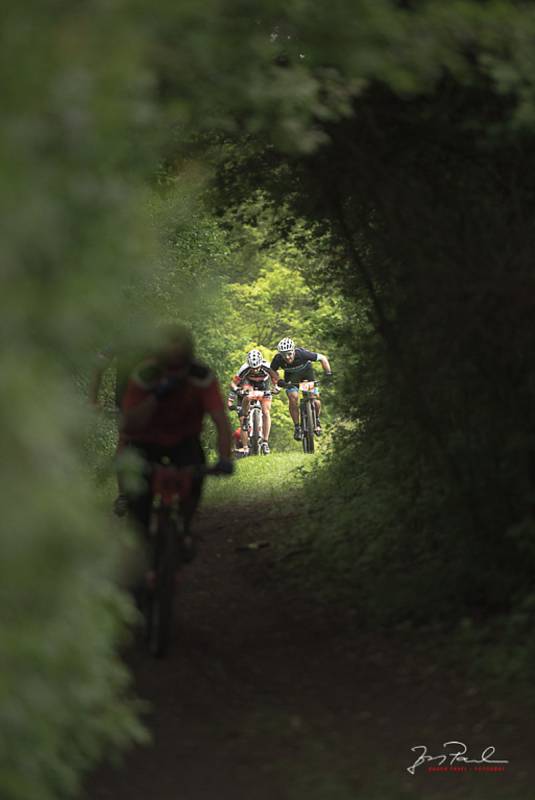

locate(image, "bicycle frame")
[[150, 462, 194, 527], [143, 461, 215, 658], [297, 380, 320, 454], [241, 385, 269, 455]]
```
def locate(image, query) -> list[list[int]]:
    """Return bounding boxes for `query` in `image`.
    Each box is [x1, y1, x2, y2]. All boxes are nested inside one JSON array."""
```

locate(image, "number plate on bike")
[[299, 381, 315, 392], [247, 390, 265, 399]]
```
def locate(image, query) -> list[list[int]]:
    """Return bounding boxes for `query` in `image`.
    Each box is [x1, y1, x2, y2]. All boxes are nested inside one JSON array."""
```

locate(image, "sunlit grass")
[[204, 450, 316, 507]]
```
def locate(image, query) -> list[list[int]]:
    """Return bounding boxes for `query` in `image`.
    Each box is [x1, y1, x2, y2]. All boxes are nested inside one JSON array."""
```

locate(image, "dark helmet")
[[157, 322, 195, 368]]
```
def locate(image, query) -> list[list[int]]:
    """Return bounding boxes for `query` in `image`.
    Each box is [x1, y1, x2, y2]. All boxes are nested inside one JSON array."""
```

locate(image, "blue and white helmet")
[[247, 348, 264, 369], [277, 337, 295, 355]]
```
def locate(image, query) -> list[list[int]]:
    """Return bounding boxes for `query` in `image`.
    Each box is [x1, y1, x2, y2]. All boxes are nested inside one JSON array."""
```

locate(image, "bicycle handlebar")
[[277, 376, 334, 391]]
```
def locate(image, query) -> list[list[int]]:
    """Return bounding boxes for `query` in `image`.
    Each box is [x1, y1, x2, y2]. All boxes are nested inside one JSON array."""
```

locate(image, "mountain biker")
[[229, 348, 279, 455], [270, 337, 333, 441], [119, 324, 233, 556]]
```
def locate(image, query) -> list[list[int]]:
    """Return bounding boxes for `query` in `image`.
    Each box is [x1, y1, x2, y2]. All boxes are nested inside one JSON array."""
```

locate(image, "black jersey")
[[270, 347, 319, 384]]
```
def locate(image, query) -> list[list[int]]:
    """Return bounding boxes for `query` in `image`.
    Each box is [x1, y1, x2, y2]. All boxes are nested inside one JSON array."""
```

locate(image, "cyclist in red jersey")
[[119, 325, 233, 550]]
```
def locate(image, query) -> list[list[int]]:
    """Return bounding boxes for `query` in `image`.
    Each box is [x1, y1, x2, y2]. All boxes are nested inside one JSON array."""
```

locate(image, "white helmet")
[[277, 337, 295, 355], [247, 348, 263, 369]]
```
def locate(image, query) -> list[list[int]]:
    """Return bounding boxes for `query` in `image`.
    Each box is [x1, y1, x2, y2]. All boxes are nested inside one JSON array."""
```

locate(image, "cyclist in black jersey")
[[229, 349, 279, 454], [270, 337, 333, 441]]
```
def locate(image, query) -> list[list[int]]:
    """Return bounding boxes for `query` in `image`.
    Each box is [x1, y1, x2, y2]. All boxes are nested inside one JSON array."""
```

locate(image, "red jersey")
[[121, 359, 224, 447]]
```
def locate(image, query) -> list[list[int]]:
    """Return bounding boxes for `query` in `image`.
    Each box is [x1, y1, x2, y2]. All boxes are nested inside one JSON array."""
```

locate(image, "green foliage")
[[0, 4, 154, 798]]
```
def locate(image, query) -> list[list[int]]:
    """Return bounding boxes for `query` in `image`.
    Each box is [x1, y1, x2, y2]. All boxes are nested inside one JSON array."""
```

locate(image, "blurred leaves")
[[0, 3, 154, 798]]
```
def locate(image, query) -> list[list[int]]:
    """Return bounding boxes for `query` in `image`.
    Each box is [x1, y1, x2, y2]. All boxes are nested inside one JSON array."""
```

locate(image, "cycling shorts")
[[286, 385, 319, 396]]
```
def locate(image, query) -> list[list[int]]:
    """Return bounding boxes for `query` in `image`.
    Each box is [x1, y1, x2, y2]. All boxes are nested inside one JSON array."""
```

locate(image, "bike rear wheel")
[[300, 398, 315, 454], [146, 515, 177, 658]]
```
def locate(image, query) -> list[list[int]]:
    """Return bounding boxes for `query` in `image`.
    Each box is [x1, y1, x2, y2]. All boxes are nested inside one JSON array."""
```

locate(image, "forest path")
[[88, 460, 531, 800]]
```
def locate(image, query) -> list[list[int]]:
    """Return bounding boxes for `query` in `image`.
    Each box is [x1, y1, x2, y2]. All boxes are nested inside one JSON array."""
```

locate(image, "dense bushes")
[[0, 4, 154, 797]]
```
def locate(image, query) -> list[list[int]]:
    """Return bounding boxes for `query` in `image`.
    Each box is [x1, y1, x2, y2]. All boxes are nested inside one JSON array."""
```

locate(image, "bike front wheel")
[[250, 406, 262, 456], [300, 398, 315, 454], [146, 515, 178, 658]]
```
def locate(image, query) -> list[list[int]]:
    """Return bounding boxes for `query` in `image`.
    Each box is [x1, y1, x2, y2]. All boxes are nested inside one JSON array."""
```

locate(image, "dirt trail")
[[87, 506, 532, 800]]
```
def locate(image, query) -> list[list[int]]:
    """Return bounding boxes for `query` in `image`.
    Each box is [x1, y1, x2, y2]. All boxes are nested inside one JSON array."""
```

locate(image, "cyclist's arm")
[[230, 373, 241, 392], [210, 407, 232, 460], [317, 354, 332, 373], [268, 367, 280, 385], [268, 356, 282, 384]]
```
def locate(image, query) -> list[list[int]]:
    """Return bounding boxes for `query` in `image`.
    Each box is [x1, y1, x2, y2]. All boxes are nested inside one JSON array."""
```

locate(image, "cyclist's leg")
[[117, 443, 156, 591], [239, 416, 249, 448], [261, 396, 272, 441], [287, 387, 302, 440], [313, 389, 322, 432], [241, 396, 250, 429], [170, 437, 205, 561], [287, 388, 299, 424], [235, 402, 248, 449]]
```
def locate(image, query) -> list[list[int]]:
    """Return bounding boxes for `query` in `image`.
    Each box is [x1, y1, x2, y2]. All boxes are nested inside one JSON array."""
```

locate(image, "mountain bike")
[[241, 385, 270, 456], [298, 380, 320, 454], [142, 460, 223, 658]]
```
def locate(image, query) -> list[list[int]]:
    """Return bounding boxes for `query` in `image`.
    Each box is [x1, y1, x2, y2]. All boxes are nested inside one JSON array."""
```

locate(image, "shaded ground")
[[87, 503, 533, 800]]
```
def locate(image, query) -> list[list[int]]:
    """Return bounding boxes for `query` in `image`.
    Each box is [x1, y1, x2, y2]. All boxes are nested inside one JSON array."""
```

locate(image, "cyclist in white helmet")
[[229, 348, 279, 454], [270, 337, 333, 440]]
